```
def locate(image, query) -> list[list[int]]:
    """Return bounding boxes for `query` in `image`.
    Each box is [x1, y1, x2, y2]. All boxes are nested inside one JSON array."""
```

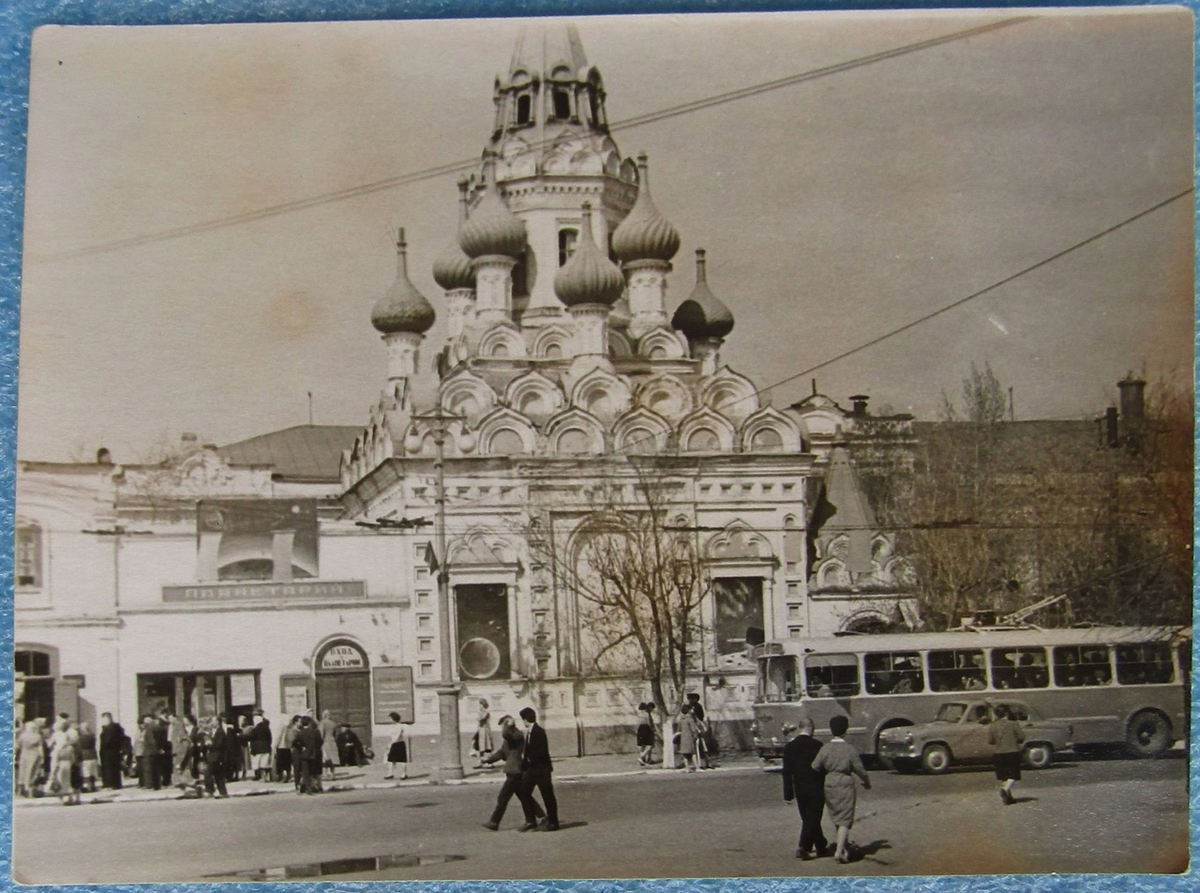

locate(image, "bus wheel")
[[920, 744, 952, 774], [1126, 711, 1172, 757], [1023, 743, 1053, 770]]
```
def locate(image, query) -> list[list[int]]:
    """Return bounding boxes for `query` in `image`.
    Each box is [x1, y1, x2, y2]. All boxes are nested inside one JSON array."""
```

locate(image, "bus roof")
[[754, 625, 1191, 659]]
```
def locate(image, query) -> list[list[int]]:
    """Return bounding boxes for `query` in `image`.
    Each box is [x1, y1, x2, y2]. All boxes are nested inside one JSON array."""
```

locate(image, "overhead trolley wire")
[[28, 16, 1033, 264]]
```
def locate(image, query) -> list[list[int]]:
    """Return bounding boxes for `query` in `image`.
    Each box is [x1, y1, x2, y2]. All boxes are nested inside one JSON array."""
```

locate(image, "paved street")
[[11, 751, 1187, 882]]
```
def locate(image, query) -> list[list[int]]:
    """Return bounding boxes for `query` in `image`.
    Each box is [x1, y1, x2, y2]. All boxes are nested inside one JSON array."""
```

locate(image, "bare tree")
[[528, 460, 709, 767]]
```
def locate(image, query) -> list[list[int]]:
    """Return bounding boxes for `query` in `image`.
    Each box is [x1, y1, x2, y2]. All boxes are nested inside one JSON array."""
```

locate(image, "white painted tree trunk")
[[661, 716, 677, 769]]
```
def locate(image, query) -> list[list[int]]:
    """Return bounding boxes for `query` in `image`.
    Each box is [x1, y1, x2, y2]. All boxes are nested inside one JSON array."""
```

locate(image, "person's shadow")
[[849, 839, 892, 864], [1008, 795, 1039, 805]]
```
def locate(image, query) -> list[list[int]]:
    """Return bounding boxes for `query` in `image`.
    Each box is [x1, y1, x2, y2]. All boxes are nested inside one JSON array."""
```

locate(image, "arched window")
[[552, 87, 571, 119], [557, 428, 592, 454], [15, 522, 42, 588], [558, 228, 578, 266], [623, 428, 657, 455], [686, 428, 721, 452], [516, 94, 532, 125]]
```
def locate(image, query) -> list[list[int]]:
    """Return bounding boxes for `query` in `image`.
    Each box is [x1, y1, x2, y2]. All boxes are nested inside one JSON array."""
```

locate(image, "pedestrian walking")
[[472, 699, 494, 758], [318, 710, 339, 779], [518, 707, 559, 831], [676, 704, 701, 772], [635, 703, 656, 766], [810, 714, 870, 864], [384, 713, 409, 780], [480, 715, 544, 830], [686, 693, 712, 769], [782, 717, 831, 860], [988, 703, 1026, 805]]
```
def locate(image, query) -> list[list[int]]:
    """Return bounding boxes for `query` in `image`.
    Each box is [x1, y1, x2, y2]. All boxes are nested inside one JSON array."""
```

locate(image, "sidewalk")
[[13, 752, 763, 808]]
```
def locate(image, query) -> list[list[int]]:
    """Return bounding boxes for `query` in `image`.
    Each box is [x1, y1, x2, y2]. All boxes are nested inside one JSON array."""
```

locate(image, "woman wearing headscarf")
[[811, 714, 870, 863], [16, 721, 44, 797], [677, 703, 701, 772]]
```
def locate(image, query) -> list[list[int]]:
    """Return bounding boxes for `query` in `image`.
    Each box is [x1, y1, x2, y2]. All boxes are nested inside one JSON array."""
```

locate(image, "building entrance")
[[314, 640, 371, 747]]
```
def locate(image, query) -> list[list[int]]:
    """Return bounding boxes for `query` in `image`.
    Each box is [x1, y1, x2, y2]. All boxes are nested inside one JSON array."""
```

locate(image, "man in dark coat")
[[202, 717, 230, 798], [518, 707, 559, 831], [98, 712, 125, 790], [480, 715, 544, 830], [782, 717, 830, 859], [248, 712, 273, 780], [293, 714, 323, 794]]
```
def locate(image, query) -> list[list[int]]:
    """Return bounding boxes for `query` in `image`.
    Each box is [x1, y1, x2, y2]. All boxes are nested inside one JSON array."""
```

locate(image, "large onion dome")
[[433, 177, 476, 290], [671, 249, 734, 338], [371, 228, 436, 335], [554, 202, 626, 307], [611, 153, 680, 263], [459, 159, 527, 260]]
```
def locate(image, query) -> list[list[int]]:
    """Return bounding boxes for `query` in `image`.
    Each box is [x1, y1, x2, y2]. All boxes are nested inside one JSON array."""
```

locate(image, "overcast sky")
[[15, 8, 1193, 462]]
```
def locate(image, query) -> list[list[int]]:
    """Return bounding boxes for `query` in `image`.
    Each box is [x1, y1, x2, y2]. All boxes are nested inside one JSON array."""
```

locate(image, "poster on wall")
[[712, 578, 764, 670], [229, 673, 257, 707], [372, 666, 415, 724]]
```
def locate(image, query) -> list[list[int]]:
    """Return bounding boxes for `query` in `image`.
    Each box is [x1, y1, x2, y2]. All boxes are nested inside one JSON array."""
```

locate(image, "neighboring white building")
[[14, 24, 915, 757]]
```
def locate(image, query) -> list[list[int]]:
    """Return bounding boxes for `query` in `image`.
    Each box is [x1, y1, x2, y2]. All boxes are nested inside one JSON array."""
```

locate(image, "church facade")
[[14, 24, 912, 757]]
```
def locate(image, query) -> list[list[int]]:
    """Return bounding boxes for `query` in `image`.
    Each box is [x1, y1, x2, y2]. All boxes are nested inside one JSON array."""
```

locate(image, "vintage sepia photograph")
[[9, 8, 1193, 883]]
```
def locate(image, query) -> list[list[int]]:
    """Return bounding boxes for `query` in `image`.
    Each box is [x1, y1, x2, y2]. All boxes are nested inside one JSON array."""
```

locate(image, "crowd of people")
[[632, 694, 721, 771], [14, 707, 391, 803]]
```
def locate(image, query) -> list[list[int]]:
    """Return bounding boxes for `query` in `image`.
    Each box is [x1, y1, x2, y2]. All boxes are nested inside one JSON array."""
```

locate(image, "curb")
[[13, 761, 763, 808]]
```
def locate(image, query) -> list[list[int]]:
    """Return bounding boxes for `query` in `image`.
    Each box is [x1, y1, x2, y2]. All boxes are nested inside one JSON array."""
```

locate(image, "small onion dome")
[[372, 228, 436, 335], [671, 249, 734, 338], [611, 153, 680, 263], [433, 177, 477, 290], [459, 160, 526, 260], [554, 202, 625, 308]]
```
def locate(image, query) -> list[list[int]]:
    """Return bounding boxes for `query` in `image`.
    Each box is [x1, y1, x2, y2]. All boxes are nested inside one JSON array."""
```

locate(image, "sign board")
[[372, 666, 415, 724], [320, 643, 367, 671], [163, 580, 366, 602], [282, 683, 310, 715], [229, 673, 257, 707]]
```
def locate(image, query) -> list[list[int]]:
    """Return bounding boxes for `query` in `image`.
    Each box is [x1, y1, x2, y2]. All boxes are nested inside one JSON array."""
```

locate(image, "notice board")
[[372, 666, 415, 724]]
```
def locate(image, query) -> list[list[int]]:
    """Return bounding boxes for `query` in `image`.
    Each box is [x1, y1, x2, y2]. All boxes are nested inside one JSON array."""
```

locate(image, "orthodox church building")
[[14, 25, 911, 757]]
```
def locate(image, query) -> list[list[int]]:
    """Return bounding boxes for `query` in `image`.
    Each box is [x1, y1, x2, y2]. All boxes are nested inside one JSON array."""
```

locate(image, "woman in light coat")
[[811, 714, 871, 863], [677, 704, 701, 772], [16, 721, 45, 797]]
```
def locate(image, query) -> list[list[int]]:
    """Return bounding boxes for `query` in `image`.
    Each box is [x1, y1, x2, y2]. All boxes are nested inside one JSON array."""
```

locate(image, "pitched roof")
[[217, 425, 361, 482]]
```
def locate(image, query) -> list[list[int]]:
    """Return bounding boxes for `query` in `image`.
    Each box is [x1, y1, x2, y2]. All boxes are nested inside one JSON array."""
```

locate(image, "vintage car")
[[877, 698, 1074, 774]]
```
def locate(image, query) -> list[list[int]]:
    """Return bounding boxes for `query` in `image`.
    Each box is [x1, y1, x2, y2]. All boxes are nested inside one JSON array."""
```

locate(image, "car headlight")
[[903, 731, 914, 743]]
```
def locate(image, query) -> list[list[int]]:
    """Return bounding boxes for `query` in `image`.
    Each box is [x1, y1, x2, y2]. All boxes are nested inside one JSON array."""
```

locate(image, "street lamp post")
[[414, 408, 465, 782]]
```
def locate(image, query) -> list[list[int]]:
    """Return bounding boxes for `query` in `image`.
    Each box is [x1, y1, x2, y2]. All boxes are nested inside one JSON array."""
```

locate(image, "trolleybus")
[[751, 624, 1189, 762]]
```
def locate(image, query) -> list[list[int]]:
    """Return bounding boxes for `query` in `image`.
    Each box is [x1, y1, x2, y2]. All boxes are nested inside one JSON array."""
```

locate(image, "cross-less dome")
[[612, 153, 680, 263], [459, 161, 527, 260], [433, 177, 477, 290], [554, 202, 625, 307], [372, 228, 436, 335], [671, 249, 733, 338]]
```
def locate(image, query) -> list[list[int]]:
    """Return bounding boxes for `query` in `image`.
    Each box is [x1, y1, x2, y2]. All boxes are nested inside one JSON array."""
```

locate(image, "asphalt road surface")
[[12, 753, 1187, 882]]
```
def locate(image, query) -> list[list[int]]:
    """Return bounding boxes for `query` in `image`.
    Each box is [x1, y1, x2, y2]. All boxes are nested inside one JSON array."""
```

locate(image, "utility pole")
[[413, 408, 465, 782]]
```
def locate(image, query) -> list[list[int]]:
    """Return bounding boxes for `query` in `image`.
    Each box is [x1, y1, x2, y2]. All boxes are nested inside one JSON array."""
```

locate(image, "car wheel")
[[1023, 743, 1053, 769], [1126, 711, 1172, 757], [920, 744, 951, 774]]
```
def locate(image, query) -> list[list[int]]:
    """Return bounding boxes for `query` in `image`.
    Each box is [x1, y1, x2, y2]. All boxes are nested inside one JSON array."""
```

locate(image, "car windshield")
[[934, 702, 968, 722]]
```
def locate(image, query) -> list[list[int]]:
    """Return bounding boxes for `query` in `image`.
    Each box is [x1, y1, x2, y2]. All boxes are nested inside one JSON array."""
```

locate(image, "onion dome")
[[611, 153, 680, 263], [459, 158, 526, 260], [433, 177, 476, 290], [554, 202, 626, 307], [671, 249, 734, 338], [371, 228, 436, 335]]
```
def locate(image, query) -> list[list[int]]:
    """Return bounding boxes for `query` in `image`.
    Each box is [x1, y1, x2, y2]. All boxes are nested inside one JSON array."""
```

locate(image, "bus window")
[[928, 649, 986, 692], [1115, 644, 1174, 685], [761, 655, 798, 702], [804, 653, 859, 697], [1052, 645, 1112, 687], [864, 651, 924, 694], [991, 647, 1049, 690]]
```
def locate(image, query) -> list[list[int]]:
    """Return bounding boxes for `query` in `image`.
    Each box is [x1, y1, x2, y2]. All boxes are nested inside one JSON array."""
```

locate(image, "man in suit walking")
[[480, 715, 544, 830], [782, 717, 830, 859], [518, 707, 559, 831]]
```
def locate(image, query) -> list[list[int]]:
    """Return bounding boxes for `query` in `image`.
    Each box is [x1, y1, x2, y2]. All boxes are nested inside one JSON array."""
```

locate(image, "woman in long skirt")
[[472, 700, 493, 758], [677, 704, 700, 772], [811, 714, 870, 863], [384, 712, 409, 780], [16, 722, 44, 797]]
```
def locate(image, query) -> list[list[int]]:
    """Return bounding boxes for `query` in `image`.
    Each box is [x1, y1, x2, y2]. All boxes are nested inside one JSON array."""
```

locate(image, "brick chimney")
[[849, 394, 870, 417]]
